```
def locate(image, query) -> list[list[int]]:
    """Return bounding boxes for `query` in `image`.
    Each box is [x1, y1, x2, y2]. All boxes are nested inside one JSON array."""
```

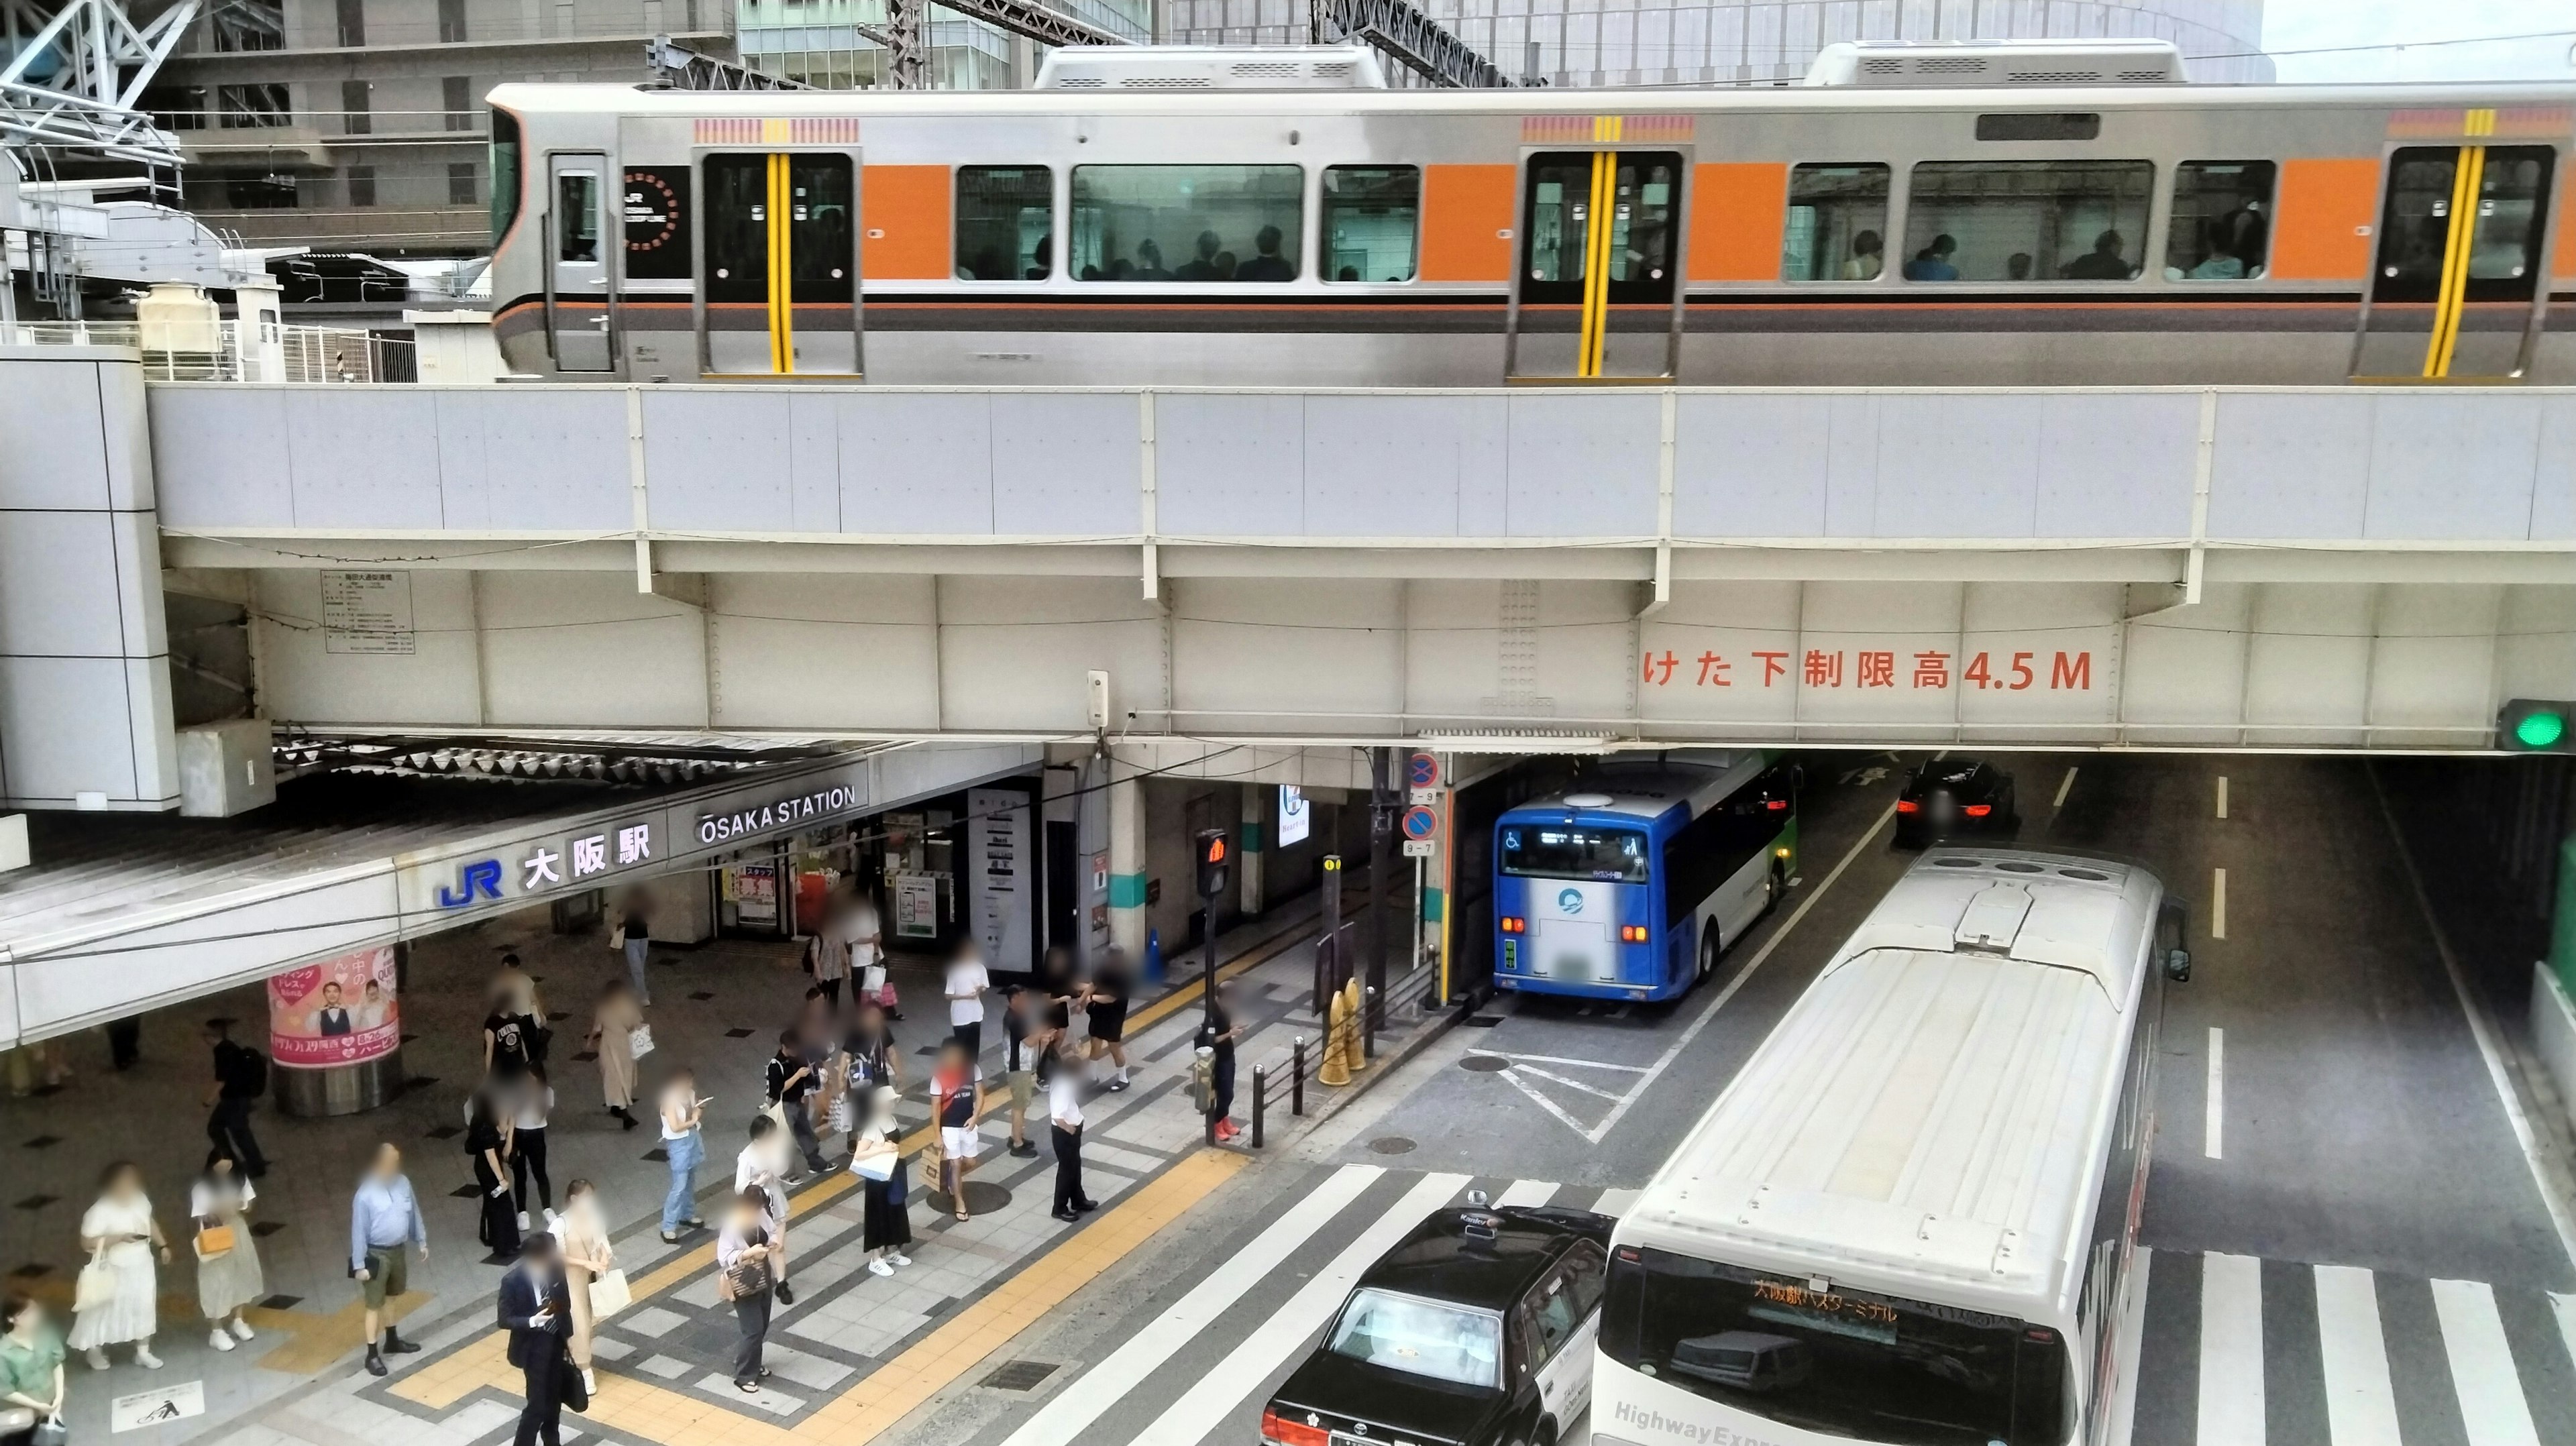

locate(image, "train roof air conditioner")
[[1032, 44, 1389, 91], [1803, 39, 2188, 88]]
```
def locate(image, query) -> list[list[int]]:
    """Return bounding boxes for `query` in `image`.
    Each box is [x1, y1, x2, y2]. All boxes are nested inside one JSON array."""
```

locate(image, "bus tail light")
[[1963, 803, 1992, 817], [1262, 1408, 1330, 1446], [1500, 916, 1526, 934], [1620, 925, 1649, 942], [1766, 798, 1788, 812], [1895, 799, 1920, 814]]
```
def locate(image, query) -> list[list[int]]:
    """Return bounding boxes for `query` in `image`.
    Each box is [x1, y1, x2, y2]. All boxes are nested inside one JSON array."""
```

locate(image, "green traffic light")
[[2517, 710, 2567, 748]]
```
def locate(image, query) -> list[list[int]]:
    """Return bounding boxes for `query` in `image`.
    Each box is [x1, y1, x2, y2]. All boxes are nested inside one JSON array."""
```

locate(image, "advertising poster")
[[268, 944, 400, 1068], [966, 787, 1033, 972], [893, 873, 941, 940]]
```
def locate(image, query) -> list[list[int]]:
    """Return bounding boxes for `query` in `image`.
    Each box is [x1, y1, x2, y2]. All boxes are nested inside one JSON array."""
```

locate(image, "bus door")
[[545, 152, 615, 373], [1506, 150, 1683, 382], [2349, 143, 2555, 381], [698, 150, 859, 377]]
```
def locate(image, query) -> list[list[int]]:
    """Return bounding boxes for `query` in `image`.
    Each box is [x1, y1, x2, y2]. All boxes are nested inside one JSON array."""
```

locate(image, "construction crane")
[[1, 0, 198, 164]]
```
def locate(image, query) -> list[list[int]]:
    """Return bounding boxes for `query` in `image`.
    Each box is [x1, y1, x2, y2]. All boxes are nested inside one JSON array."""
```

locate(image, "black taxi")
[[1261, 1201, 1614, 1446]]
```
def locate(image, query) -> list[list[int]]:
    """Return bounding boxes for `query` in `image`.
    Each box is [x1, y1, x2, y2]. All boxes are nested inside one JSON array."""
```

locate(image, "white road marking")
[[2055, 765, 2079, 810], [2553, 1291, 2576, 1375], [2198, 1252, 2266, 1446], [1469, 1050, 1650, 1073], [2205, 1027, 2225, 1161], [1592, 1187, 1640, 1217], [2432, 1276, 2543, 1446], [2216, 774, 2230, 820], [2104, 1247, 2151, 1446], [997, 1164, 1383, 1446], [1571, 799, 1903, 1146], [2314, 1264, 2402, 1446], [1507, 1063, 1627, 1102], [1124, 1172, 1473, 1446], [1494, 1180, 1558, 1209], [2212, 867, 2229, 941]]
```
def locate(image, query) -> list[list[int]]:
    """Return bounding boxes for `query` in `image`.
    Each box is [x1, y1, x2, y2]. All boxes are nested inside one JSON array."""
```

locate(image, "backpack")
[[227, 1045, 270, 1096]]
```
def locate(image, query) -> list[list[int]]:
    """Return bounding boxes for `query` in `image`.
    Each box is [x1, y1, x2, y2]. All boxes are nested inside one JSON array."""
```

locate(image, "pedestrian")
[[1046, 1038, 1097, 1223], [796, 987, 836, 1072], [468, 1086, 521, 1263], [201, 1018, 268, 1178], [189, 1148, 263, 1351], [944, 938, 990, 1063], [511, 1070, 555, 1229], [494, 953, 544, 1021], [69, 1161, 168, 1370], [763, 1032, 829, 1177], [847, 889, 894, 1019], [585, 977, 645, 1130], [731, 1119, 796, 1305], [1199, 977, 1245, 1143], [615, 889, 655, 1005], [1085, 947, 1132, 1091], [106, 1015, 142, 1072], [1002, 986, 1046, 1158], [804, 924, 846, 1013], [849, 1125, 911, 1277], [840, 1001, 900, 1151], [483, 983, 536, 1084], [1037, 944, 1079, 1036], [715, 1189, 778, 1394], [930, 1038, 985, 1223], [549, 1180, 612, 1399], [350, 1143, 428, 1376], [657, 1070, 706, 1243], [496, 1232, 572, 1446], [0, 1295, 66, 1446]]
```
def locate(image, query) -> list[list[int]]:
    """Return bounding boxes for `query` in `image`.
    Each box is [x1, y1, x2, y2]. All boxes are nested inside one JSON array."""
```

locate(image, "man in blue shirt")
[[350, 1143, 429, 1376]]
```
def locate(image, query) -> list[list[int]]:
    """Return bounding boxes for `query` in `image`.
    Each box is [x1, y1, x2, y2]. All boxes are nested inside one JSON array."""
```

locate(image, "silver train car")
[[484, 53, 2576, 386]]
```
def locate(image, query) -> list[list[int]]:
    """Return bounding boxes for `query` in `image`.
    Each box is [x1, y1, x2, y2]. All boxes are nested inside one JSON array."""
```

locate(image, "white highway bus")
[[1593, 848, 2191, 1446]]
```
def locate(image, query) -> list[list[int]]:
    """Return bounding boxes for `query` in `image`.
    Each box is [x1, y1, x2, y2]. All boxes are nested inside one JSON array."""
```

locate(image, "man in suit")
[[496, 1231, 573, 1446], [315, 981, 353, 1036]]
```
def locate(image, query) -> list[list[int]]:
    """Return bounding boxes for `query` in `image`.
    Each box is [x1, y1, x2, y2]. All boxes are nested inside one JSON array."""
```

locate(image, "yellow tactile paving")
[[394, 1148, 1245, 1446]]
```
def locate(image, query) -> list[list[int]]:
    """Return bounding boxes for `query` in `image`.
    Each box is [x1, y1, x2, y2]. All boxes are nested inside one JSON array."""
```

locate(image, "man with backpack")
[[203, 1018, 270, 1178]]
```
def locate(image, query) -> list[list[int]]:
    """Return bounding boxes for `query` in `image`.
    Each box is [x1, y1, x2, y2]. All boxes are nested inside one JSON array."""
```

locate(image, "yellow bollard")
[[1319, 987, 1352, 1087], [1341, 977, 1367, 1074]]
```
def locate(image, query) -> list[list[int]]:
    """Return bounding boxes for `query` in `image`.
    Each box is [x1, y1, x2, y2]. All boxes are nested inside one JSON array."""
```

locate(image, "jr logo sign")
[[435, 858, 504, 908]]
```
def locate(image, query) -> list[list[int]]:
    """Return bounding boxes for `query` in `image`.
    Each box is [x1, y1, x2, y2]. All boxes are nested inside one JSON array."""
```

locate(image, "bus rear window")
[[1601, 1248, 2070, 1446], [1500, 826, 1648, 884]]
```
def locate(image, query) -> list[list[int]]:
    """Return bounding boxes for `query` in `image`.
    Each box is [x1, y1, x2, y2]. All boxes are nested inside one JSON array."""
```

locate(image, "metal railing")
[[1230, 958, 1447, 1149], [2, 320, 413, 381]]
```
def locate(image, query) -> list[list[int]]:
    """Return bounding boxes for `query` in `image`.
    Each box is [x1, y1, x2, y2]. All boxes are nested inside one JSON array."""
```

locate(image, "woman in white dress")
[[70, 1162, 170, 1370], [551, 1180, 614, 1398], [189, 1150, 264, 1351]]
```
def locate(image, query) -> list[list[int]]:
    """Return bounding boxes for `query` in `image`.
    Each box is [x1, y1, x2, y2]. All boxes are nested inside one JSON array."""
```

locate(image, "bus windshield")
[[1500, 825, 1648, 883], [1326, 1288, 1503, 1389], [1603, 1249, 2068, 1446]]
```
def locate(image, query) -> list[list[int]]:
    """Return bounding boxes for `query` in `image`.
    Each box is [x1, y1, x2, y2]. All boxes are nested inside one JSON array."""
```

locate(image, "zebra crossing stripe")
[[2432, 1278, 2543, 1446], [1594, 1187, 1640, 1217], [2552, 1292, 2576, 1378], [1124, 1172, 1475, 1446], [2199, 1252, 2266, 1446], [1494, 1180, 1558, 1208], [998, 1164, 1384, 1446], [2313, 1264, 2402, 1446]]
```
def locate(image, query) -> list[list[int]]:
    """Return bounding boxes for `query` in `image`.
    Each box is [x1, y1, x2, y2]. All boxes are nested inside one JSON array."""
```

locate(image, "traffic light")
[[2500, 699, 2576, 753], [1194, 828, 1230, 898]]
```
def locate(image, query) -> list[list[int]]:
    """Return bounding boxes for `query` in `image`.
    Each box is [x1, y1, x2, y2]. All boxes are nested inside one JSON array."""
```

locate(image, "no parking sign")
[[1401, 803, 1438, 858]]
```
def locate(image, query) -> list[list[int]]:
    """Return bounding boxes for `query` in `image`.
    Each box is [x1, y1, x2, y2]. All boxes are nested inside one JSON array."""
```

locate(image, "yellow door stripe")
[[767, 153, 793, 375], [2424, 144, 2484, 378], [1578, 152, 1615, 378]]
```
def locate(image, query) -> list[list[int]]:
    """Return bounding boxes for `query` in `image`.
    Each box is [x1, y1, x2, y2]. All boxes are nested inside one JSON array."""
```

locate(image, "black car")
[[1894, 758, 2019, 848], [1263, 1203, 1613, 1446]]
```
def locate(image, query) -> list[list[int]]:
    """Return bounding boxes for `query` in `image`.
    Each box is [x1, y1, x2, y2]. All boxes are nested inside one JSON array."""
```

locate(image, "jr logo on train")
[[1493, 750, 1798, 1003]]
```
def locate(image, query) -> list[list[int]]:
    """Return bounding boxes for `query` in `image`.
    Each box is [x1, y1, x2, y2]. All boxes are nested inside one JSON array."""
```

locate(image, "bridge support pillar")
[[1108, 755, 1146, 960]]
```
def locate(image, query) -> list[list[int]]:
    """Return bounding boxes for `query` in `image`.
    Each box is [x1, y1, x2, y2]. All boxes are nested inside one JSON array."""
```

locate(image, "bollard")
[[1320, 991, 1353, 1086], [1340, 978, 1367, 1075], [1293, 1037, 1307, 1115], [1252, 1065, 1267, 1148]]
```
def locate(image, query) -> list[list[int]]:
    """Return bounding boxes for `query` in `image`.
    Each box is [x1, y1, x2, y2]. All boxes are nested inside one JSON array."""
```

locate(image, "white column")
[[1108, 753, 1146, 958], [1239, 781, 1264, 917]]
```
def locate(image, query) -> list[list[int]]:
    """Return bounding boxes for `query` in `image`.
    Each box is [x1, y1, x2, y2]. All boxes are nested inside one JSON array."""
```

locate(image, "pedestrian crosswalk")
[[2133, 1247, 2576, 1446], [991, 1166, 1635, 1446]]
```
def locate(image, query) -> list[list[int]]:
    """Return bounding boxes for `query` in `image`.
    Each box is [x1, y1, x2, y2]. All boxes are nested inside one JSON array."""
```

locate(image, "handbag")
[[588, 1268, 631, 1318], [627, 1023, 655, 1060], [0, 1407, 34, 1433], [559, 1342, 590, 1414], [197, 1222, 237, 1258], [853, 1146, 896, 1181], [608, 924, 626, 950], [73, 1248, 116, 1313]]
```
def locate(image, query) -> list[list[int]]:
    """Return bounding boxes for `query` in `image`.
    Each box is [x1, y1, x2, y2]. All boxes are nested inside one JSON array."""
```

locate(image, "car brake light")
[[1963, 803, 1992, 817], [1620, 925, 1649, 942], [1766, 798, 1788, 812], [1262, 1408, 1331, 1446], [1501, 916, 1526, 934], [1895, 799, 1919, 814]]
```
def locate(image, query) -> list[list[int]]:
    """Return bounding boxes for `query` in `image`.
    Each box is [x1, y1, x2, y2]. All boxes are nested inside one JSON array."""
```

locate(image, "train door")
[[1506, 150, 1683, 381], [2349, 143, 2555, 380], [698, 150, 860, 377], [545, 152, 615, 373]]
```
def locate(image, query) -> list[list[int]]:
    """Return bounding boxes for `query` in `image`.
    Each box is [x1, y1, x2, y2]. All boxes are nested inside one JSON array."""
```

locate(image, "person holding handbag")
[[496, 1233, 572, 1446], [714, 1190, 778, 1393], [729, 1118, 796, 1304], [70, 1162, 169, 1370], [849, 1126, 911, 1278], [549, 1180, 617, 1398], [189, 1149, 264, 1351], [846, 891, 896, 1019], [839, 1001, 902, 1152], [0, 1295, 66, 1446], [585, 977, 645, 1131]]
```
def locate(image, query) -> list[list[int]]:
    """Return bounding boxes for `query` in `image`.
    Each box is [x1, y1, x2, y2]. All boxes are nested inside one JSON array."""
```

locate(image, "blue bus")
[[1492, 751, 1799, 1003]]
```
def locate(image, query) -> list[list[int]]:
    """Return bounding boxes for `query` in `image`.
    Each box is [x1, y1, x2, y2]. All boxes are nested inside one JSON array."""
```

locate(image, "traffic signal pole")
[[1367, 746, 1394, 1060]]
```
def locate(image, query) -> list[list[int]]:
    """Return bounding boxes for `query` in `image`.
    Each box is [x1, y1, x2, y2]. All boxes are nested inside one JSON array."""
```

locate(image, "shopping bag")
[[588, 1268, 631, 1319], [627, 1023, 655, 1060], [608, 924, 626, 950], [852, 1146, 896, 1181], [196, 1223, 237, 1258], [827, 1091, 852, 1135], [861, 964, 886, 995], [73, 1251, 115, 1313]]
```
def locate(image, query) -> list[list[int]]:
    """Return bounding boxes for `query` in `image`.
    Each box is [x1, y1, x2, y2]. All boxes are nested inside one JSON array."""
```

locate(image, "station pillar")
[[1239, 784, 1265, 918], [1108, 757, 1146, 960], [268, 942, 406, 1117]]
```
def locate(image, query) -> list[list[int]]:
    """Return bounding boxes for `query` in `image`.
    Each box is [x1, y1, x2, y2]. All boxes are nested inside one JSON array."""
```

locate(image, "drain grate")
[[1463, 1015, 1505, 1028], [1459, 1056, 1509, 1073], [982, 1360, 1061, 1392], [1368, 1136, 1417, 1155]]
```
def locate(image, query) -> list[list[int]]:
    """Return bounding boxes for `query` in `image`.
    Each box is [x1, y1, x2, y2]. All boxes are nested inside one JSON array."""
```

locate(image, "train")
[[483, 42, 2576, 386]]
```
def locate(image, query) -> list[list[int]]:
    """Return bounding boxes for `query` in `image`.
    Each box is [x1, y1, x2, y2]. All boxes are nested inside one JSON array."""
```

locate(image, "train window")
[[955, 166, 1053, 280], [556, 170, 600, 262], [1900, 160, 2153, 282], [1783, 163, 1889, 280], [489, 106, 522, 240], [2164, 161, 2273, 280], [702, 154, 770, 306], [1322, 166, 1419, 282], [788, 156, 855, 302], [1069, 165, 1303, 282]]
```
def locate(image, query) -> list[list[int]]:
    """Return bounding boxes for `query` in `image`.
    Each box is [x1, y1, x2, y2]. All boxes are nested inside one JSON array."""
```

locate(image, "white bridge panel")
[[994, 392, 1140, 537], [1505, 392, 1660, 537], [479, 573, 708, 728], [252, 569, 484, 725], [936, 575, 1165, 732], [705, 574, 940, 729]]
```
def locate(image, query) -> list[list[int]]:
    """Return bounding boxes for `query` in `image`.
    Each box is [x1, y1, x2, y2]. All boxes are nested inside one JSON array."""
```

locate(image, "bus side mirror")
[[2164, 948, 2192, 983]]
